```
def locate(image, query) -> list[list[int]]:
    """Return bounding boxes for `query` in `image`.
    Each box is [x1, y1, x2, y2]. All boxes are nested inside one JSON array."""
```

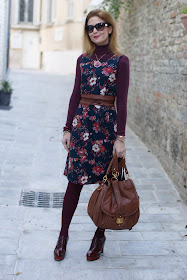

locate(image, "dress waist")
[[79, 94, 115, 106]]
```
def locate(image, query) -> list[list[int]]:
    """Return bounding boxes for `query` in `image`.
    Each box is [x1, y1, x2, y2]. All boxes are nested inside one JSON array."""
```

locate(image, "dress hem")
[[63, 174, 102, 185]]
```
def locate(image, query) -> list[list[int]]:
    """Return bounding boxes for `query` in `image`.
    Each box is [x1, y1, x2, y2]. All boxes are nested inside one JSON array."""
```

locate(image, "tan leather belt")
[[80, 94, 115, 106]]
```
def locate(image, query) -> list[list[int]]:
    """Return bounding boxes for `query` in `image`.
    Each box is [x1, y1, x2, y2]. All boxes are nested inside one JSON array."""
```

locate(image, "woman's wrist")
[[116, 135, 125, 142], [63, 130, 70, 136], [63, 125, 71, 132]]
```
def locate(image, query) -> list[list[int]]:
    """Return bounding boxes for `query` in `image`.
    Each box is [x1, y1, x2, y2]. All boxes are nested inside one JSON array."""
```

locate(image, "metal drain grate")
[[19, 190, 65, 208]]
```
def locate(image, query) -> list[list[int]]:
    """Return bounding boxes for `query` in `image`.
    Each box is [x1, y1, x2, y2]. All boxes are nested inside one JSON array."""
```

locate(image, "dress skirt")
[[64, 103, 117, 185]]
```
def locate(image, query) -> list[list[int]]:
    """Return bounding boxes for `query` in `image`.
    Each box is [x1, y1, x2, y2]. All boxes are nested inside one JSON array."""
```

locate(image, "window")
[[19, 0, 33, 23], [68, 0, 74, 19], [28, 0, 34, 22], [47, 0, 55, 23], [19, 0, 25, 22]]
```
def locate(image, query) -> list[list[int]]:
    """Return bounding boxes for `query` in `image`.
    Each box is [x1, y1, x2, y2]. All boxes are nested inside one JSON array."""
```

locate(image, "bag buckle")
[[103, 175, 108, 182], [97, 175, 108, 191], [116, 216, 124, 225], [112, 171, 119, 180]]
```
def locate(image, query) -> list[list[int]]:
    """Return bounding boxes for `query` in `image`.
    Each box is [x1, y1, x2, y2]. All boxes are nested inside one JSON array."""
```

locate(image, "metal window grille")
[[19, 190, 65, 208]]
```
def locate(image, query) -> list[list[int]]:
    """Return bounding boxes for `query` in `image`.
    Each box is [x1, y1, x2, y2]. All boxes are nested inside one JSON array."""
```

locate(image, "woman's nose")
[[92, 27, 98, 33]]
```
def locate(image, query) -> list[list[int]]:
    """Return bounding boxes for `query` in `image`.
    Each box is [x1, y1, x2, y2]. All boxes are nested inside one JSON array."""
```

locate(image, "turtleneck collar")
[[94, 42, 110, 55]]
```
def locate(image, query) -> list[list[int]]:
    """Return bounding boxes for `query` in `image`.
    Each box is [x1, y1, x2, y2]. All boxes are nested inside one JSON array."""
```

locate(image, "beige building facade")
[[9, 0, 91, 74]]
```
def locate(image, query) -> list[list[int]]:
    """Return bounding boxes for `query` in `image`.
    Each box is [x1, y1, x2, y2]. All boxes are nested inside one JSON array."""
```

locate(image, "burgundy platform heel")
[[86, 235, 106, 261], [54, 235, 69, 261]]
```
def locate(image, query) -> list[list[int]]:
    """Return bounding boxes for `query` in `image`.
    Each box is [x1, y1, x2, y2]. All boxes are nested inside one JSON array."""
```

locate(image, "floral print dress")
[[64, 53, 122, 185]]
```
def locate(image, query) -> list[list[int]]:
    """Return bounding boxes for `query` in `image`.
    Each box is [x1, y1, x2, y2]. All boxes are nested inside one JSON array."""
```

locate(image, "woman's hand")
[[113, 139, 126, 158], [62, 131, 71, 152]]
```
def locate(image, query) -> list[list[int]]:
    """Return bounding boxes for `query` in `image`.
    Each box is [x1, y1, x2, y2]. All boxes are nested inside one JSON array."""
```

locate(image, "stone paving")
[[0, 69, 187, 280]]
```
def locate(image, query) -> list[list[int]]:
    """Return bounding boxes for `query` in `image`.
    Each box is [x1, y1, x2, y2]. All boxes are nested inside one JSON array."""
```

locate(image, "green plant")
[[1, 80, 13, 93], [100, 0, 130, 20], [100, 0, 144, 20], [181, 7, 187, 14]]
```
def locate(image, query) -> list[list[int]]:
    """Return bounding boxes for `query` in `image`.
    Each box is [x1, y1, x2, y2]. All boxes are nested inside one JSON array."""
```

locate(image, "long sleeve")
[[64, 55, 82, 131], [116, 55, 130, 136]]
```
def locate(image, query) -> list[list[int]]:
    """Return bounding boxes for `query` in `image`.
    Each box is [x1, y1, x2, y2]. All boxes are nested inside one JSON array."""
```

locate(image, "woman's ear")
[[108, 25, 113, 35]]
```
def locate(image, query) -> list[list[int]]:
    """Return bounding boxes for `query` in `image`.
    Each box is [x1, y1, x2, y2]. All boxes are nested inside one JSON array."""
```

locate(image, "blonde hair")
[[83, 9, 121, 56]]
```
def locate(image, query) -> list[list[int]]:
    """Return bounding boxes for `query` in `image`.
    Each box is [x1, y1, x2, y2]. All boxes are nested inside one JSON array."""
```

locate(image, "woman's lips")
[[94, 35, 100, 38]]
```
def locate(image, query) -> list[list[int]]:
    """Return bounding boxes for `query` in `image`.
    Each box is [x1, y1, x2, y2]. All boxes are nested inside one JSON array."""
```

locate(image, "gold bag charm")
[[116, 216, 124, 225]]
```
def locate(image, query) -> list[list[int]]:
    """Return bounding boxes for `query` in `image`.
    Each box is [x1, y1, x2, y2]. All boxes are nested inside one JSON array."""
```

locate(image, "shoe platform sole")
[[54, 254, 65, 261], [86, 248, 104, 261]]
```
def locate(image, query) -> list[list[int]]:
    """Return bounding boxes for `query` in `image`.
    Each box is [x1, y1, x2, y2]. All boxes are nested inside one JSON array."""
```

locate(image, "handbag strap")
[[105, 153, 130, 179], [118, 157, 130, 179], [106, 157, 115, 175]]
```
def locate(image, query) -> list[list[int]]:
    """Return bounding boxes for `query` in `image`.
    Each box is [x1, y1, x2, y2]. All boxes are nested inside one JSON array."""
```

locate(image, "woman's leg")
[[54, 181, 83, 260], [94, 227, 105, 238], [86, 226, 106, 261], [60, 181, 84, 237]]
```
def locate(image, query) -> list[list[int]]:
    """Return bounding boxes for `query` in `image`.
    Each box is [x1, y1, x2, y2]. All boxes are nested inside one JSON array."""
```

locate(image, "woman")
[[54, 9, 130, 261]]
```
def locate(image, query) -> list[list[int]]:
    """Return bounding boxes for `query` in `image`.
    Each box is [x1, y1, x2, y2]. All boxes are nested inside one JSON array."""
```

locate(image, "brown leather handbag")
[[87, 153, 140, 230]]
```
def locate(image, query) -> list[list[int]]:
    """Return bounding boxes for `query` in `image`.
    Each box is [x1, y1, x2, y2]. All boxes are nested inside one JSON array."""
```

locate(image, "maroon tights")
[[59, 181, 105, 238]]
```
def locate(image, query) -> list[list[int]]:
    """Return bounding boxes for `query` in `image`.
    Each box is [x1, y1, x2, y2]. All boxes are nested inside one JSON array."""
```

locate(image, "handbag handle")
[[105, 153, 130, 179]]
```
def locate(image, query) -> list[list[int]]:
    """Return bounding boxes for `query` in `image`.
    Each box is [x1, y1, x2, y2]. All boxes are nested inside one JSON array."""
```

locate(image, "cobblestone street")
[[0, 69, 187, 280]]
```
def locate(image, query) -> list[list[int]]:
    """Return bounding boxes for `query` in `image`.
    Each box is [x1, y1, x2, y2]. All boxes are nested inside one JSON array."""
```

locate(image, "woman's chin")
[[92, 38, 101, 44], [93, 38, 108, 45]]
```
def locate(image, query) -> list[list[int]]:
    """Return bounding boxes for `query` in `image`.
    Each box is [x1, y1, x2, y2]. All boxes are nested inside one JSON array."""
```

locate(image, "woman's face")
[[87, 16, 112, 46]]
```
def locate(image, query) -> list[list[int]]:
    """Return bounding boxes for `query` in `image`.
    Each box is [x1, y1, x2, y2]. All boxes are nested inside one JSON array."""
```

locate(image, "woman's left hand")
[[113, 139, 126, 158]]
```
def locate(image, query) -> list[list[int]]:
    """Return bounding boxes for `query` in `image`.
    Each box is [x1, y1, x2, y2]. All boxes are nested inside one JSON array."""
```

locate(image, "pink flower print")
[[83, 132, 89, 141], [89, 115, 96, 121], [92, 143, 100, 153], [72, 118, 78, 127], [77, 148, 87, 156], [93, 122, 100, 133], [104, 135, 109, 142], [80, 155, 87, 163], [105, 67, 113, 73], [104, 112, 110, 123], [102, 67, 113, 76], [68, 158, 74, 170], [93, 166, 104, 176], [83, 110, 88, 118], [77, 148, 87, 157], [88, 77, 97, 86], [80, 175, 88, 184], [102, 70, 109, 76], [109, 73, 116, 82], [88, 159, 95, 165], [76, 118, 82, 128], [100, 87, 107, 96], [97, 139, 104, 146]]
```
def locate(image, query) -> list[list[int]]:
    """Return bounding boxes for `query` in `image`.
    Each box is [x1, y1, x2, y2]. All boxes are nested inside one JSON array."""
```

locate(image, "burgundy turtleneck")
[[64, 42, 130, 136]]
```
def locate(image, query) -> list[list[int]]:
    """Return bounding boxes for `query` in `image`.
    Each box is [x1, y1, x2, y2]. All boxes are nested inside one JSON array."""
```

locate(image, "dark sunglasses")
[[85, 22, 111, 34]]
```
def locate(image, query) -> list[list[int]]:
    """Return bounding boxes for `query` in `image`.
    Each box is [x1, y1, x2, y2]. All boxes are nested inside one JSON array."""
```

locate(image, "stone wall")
[[118, 0, 187, 203]]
